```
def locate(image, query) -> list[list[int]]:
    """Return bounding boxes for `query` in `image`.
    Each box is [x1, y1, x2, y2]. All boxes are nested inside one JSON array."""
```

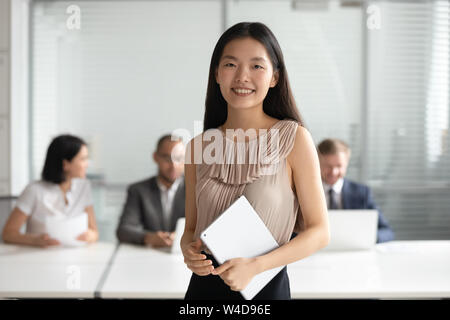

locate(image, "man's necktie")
[[329, 188, 338, 209]]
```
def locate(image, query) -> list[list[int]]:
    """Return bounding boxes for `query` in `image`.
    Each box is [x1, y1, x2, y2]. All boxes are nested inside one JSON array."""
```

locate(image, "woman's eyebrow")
[[222, 55, 267, 62]]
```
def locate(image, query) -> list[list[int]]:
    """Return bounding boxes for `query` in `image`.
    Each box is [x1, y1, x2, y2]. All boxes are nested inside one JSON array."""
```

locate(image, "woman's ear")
[[270, 70, 279, 88], [62, 159, 69, 172]]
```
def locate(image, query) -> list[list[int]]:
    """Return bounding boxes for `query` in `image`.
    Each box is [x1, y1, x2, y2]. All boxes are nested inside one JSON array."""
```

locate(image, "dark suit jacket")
[[116, 176, 185, 245], [341, 178, 394, 243]]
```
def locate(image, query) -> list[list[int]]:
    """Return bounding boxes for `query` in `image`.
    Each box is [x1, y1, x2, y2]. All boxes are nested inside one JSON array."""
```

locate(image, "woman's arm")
[[2, 207, 60, 247], [77, 205, 99, 243], [256, 126, 330, 269], [180, 138, 214, 276], [213, 126, 330, 290]]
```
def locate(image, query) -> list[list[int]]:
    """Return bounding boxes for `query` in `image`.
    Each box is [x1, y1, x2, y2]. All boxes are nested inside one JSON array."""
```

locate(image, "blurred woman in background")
[[2, 134, 98, 247]]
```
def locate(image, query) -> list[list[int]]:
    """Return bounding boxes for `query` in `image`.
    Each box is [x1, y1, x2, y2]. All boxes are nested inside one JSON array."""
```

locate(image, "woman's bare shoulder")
[[287, 125, 317, 170]]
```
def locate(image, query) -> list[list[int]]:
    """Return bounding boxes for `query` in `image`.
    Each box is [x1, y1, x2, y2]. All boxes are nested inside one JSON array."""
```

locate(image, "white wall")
[[0, 0, 30, 196], [31, 0, 222, 184], [30, 0, 363, 184], [0, 0, 10, 196], [6, 0, 364, 192], [10, 0, 30, 195]]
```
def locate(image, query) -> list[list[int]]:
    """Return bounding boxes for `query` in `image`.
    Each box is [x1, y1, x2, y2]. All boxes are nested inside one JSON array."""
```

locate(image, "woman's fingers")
[[186, 257, 214, 276], [187, 259, 213, 268], [36, 234, 60, 247], [184, 254, 209, 267], [185, 243, 206, 259], [192, 238, 202, 247], [182, 239, 215, 276], [189, 264, 215, 276], [186, 250, 206, 261], [211, 259, 233, 275]]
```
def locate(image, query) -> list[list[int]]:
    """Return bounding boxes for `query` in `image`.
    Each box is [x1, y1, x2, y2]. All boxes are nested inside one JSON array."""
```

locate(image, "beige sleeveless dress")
[[193, 119, 301, 251]]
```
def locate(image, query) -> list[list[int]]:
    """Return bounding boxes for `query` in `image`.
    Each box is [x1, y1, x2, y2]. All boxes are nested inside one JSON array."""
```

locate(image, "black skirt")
[[184, 252, 291, 300]]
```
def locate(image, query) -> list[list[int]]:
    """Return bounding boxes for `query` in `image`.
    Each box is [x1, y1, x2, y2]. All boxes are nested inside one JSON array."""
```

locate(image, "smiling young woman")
[[181, 22, 330, 300]]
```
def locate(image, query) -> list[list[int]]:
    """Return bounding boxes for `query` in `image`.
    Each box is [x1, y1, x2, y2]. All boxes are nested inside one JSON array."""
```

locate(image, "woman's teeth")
[[233, 88, 254, 95]]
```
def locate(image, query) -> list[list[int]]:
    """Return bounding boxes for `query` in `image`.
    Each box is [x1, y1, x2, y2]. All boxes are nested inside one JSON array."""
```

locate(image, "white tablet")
[[200, 195, 284, 300]]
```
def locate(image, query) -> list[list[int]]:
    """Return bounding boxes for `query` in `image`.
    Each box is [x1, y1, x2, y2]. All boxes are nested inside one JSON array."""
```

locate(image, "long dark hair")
[[41, 134, 86, 184], [203, 22, 304, 131]]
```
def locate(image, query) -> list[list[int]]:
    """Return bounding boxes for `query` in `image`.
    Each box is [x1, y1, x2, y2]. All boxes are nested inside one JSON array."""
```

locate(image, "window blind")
[[367, 0, 450, 239]]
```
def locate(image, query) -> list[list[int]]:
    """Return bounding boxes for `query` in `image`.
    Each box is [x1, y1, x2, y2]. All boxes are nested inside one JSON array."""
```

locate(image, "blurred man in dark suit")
[[116, 134, 185, 248], [317, 138, 394, 243]]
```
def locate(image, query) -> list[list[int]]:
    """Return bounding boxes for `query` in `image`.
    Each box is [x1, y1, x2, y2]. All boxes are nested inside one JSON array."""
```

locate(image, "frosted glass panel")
[[32, 1, 222, 183], [228, 0, 363, 179]]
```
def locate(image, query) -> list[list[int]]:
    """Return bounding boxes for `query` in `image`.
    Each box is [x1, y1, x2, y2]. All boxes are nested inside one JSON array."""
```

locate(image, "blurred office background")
[[0, 0, 449, 242]]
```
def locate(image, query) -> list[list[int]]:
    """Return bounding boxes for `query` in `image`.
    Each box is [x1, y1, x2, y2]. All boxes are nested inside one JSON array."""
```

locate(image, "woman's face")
[[63, 144, 89, 180], [215, 37, 278, 111]]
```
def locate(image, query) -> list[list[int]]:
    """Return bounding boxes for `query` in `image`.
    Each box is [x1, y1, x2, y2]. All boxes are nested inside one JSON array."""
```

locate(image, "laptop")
[[323, 209, 378, 251], [170, 217, 185, 254], [200, 195, 283, 300]]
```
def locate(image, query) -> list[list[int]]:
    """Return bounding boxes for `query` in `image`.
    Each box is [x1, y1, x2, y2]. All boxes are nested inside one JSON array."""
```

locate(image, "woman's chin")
[[227, 102, 260, 110]]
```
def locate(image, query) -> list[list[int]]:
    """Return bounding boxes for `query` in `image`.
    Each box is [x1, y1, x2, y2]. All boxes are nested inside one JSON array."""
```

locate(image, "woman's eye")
[[224, 63, 235, 67], [254, 65, 264, 69]]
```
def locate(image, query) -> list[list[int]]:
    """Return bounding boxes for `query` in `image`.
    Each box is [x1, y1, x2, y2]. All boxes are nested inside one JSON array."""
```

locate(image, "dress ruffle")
[[206, 119, 298, 185]]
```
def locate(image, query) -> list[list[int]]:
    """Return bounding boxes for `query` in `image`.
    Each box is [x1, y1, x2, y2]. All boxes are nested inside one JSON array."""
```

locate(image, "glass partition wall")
[[30, 0, 450, 241]]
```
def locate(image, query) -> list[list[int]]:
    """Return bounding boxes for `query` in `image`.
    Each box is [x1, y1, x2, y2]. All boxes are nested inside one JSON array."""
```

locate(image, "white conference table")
[[0, 242, 116, 298], [100, 241, 450, 299], [289, 241, 450, 298], [100, 244, 191, 298], [1, 241, 449, 299]]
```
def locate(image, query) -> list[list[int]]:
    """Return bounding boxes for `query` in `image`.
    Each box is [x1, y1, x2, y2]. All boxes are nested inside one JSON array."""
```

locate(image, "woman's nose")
[[235, 66, 250, 83]]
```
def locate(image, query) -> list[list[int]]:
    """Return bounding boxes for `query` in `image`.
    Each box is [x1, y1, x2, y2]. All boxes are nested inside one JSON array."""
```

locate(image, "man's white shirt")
[[323, 177, 344, 210], [156, 176, 183, 229]]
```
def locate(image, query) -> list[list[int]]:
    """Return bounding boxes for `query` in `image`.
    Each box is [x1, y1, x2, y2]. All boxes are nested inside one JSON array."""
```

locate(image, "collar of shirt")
[[156, 176, 182, 194], [54, 178, 80, 206], [54, 178, 77, 192], [322, 177, 344, 195]]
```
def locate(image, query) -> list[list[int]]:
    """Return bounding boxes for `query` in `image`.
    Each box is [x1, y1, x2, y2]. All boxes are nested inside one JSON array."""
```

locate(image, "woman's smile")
[[232, 87, 255, 96]]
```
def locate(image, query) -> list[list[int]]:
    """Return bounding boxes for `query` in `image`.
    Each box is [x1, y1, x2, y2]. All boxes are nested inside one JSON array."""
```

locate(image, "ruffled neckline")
[[218, 119, 285, 143], [204, 119, 298, 185]]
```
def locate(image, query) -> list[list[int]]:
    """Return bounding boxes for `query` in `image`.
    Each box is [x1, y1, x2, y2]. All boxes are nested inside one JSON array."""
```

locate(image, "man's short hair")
[[317, 138, 351, 157], [156, 134, 183, 153]]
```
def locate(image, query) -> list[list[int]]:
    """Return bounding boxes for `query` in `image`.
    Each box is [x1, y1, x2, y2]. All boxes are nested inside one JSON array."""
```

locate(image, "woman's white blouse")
[[16, 178, 93, 234]]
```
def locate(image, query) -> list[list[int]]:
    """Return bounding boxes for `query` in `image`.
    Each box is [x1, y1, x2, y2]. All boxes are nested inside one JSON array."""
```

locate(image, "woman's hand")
[[33, 233, 60, 248], [182, 238, 214, 276], [212, 257, 259, 291], [76, 229, 98, 243]]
